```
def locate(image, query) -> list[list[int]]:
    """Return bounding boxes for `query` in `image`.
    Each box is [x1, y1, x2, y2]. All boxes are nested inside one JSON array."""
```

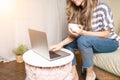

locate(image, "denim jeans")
[[64, 36, 119, 68]]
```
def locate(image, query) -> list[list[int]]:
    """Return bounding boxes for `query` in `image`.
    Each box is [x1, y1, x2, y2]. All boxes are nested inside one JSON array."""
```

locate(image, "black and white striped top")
[[91, 1, 120, 41]]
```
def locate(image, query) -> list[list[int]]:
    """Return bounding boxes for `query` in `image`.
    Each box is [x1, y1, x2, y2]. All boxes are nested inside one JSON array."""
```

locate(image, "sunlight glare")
[[0, 0, 14, 13]]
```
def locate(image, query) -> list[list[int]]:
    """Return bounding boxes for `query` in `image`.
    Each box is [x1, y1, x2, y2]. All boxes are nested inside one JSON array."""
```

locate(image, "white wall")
[[0, 0, 67, 62], [15, 0, 67, 46], [0, 0, 18, 61], [102, 0, 120, 34]]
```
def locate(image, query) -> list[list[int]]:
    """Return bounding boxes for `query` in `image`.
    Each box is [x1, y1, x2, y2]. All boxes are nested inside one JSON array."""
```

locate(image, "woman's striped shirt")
[[91, 1, 120, 41]]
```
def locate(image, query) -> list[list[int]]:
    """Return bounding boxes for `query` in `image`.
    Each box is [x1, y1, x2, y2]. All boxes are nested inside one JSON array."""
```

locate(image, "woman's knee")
[[77, 36, 93, 49]]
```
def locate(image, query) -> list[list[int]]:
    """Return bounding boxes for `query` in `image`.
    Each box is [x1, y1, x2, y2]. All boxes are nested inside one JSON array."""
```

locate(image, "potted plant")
[[12, 44, 28, 63]]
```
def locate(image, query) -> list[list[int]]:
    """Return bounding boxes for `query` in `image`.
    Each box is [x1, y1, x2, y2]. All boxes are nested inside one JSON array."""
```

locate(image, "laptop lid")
[[28, 29, 70, 61]]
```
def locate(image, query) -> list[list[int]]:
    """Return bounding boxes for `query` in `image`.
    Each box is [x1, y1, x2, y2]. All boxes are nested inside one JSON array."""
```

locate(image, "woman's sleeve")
[[102, 4, 114, 31]]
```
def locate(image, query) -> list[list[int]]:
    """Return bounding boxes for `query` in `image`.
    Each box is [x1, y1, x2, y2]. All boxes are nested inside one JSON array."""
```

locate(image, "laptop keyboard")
[[49, 51, 61, 58]]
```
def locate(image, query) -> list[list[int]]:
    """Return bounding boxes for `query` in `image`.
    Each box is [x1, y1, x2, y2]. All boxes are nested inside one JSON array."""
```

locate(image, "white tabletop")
[[23, 48, 74, 67]]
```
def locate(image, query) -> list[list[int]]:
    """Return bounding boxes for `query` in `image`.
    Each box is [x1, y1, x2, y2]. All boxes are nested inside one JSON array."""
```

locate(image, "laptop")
[[28, 29, 70, 61]]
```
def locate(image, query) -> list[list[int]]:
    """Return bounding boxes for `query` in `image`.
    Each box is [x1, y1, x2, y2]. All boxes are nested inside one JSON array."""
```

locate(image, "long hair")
[[66, 0, 98, 31]]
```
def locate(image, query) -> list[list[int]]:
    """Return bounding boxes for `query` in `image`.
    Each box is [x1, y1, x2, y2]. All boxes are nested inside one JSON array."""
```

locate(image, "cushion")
[[94, 41, 120, 77]]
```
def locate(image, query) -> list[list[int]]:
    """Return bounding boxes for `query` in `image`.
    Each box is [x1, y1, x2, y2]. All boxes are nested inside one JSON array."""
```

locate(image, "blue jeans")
[[64, 36, 119, 68]]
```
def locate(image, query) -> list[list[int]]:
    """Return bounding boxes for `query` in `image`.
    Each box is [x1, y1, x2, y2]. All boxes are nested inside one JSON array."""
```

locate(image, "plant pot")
[[16, 55, 23, 63]]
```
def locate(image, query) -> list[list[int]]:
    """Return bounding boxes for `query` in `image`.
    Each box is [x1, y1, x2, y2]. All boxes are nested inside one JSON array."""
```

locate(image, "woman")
[[49, 0, 120, 80]]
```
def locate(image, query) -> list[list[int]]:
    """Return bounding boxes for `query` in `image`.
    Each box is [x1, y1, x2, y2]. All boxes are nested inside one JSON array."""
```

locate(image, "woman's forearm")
[[59, 36, 75, 46], [81, 30, 110, 38]]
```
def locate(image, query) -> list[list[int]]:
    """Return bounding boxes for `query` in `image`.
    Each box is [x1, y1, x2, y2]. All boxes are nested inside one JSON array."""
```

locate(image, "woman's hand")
[[49, 43, 63, 52], [68, 24, 84, 38]]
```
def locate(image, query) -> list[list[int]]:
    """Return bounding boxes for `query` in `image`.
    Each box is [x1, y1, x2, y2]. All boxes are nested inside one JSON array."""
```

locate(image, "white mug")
[[68, 23, 80, 32]]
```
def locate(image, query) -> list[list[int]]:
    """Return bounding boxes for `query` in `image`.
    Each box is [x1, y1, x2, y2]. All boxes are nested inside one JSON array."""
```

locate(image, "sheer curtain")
[[0, 0, 67, 62]]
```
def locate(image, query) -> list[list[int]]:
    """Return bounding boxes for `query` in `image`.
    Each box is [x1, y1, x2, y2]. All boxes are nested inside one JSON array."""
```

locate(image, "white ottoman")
[[23, 48, 74, 80]]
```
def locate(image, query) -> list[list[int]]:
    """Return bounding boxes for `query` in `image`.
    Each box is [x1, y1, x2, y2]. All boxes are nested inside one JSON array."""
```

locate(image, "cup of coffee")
[[68, 23, 80, 32]]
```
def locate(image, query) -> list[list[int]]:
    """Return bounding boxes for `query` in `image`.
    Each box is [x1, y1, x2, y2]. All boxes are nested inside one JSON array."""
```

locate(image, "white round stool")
[[23, 48, 74, 80]]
